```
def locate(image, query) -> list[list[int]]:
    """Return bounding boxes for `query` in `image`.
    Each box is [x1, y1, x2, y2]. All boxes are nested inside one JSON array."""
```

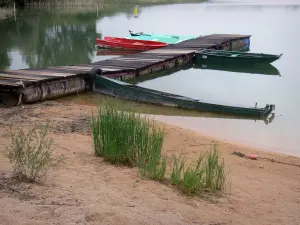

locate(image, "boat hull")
[[196, 50, 282, 64], [94, 75, 275, 119], [128, 30, 198, 44], [96, 37, 168, 50]]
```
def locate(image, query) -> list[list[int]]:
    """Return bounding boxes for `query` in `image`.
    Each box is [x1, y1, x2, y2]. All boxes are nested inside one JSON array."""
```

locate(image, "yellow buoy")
[[133, 5, 139, 18]]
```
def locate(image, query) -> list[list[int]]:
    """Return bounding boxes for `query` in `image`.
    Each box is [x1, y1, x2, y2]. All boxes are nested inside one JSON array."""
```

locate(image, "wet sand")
[[0, 101, 299, 225]]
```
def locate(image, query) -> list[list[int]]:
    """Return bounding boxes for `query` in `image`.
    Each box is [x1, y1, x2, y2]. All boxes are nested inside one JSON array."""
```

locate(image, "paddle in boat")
[[195, 49, 283, 64], [96, 37, 168, 50], [127, 30, 198, 44], [93, 75, 275, 119]]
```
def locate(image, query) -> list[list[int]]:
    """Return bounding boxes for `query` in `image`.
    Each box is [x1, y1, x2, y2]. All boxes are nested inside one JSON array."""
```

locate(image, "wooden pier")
[[0, 34, 251, 106]]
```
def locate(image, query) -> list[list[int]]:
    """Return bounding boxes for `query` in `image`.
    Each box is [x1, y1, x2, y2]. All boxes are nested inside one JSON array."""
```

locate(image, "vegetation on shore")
[[5, 123, 65, 182], [3, 100, 226, 196], [0, 0, 207, 8], [0, 7, 13, 19], [90, 102, 227, 196]]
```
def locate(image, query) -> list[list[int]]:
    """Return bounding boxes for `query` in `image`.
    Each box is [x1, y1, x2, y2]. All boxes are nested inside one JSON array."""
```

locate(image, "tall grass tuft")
[[171, 154, 186, 185], [90, 102, 226, 196], [171, 144, 226, 195], [90, 103, 165, 172], [5, 123, 65, 182]]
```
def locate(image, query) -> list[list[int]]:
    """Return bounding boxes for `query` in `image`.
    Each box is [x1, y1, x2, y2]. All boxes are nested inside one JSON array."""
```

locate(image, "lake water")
[[1, 0, 300, 156]]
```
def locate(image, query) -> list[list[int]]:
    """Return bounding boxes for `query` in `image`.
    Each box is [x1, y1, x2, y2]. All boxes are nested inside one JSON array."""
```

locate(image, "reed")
[[90, 103, 165, 171], [171, 144, 226, 195], [90, 101, 226, 196]]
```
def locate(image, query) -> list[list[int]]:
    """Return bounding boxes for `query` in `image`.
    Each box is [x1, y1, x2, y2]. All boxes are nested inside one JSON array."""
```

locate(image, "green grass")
[[90, 102, 227, 196], [90, 103, 166, 180], [171, 144, 226, 195]]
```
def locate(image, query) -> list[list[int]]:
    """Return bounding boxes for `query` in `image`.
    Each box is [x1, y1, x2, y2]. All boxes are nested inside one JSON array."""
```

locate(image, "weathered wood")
[[21, 78, 86, 103], [0, 73, 46, 81], [146, 49, 195, 54], [5, 69, 74, 77]]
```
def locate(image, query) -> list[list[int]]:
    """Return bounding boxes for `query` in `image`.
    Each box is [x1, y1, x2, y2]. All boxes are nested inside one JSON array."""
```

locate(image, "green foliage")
[[91, 102, 227, 196], [171, 144, 226, 195], [5, 123, 65, 182], [90, 103, 165, 170], [171, 154, 185, 185]]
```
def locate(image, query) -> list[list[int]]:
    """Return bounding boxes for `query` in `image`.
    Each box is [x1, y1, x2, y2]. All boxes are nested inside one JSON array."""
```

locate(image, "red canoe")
[[96, 37, 168, 50]]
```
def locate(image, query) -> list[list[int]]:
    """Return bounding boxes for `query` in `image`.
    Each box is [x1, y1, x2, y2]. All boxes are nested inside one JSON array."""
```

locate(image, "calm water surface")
[[1, 0, 300, 156]]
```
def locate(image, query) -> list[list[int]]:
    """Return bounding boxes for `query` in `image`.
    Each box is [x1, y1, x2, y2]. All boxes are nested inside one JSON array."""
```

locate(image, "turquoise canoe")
[[126, 30, 198, 44]]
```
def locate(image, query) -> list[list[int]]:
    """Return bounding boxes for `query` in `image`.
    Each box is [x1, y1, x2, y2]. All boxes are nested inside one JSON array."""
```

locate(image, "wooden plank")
[[5, 69, 75, 77], [1, 70, 59, 79], [146, 49, 195, 54], [100, 67, 132, 71], [0, 76, 35, 83], [113, 58, 163, 63], [207, 34, 251, 38], [0, 80, 21, 86], [94, 61, 155, 68], [0, 73, 46, 81], [51, 66, 93, 71]]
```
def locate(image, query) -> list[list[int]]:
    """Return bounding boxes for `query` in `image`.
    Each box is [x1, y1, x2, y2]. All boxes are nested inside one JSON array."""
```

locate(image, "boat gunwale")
[[97, 75, 274, 116], [196, 49, 282, 59]]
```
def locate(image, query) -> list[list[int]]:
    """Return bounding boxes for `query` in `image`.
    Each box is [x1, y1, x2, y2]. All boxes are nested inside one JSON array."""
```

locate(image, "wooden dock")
[[0, 34, 251, 106]]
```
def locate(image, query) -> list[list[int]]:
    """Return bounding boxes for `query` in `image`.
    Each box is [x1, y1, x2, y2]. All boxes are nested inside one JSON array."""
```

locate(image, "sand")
[[0, 101, 299, 225]]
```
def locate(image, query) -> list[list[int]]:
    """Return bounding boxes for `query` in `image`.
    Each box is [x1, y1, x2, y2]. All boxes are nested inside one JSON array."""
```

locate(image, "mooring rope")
[[231, 151, 300, 168]]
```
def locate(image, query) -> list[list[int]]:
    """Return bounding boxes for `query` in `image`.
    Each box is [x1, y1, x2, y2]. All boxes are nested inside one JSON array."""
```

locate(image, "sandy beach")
[[0, 101, 299, 225]]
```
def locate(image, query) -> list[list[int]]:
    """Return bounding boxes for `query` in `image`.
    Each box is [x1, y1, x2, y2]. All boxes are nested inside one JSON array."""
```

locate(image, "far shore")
[[0, 101, 299, 225]]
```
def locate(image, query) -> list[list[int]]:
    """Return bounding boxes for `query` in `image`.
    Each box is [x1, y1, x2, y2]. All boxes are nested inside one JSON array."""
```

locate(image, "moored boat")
[[96, 37, 168, 50], [195, 49, 283, 64], [127, 30, 198, 44], [94, 75, 275, 119]]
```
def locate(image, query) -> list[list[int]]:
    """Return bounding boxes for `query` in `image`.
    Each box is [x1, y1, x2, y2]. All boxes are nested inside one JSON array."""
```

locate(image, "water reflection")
[[193, 61, 281, 76], [0, 5, 137, 70], [58, 91, 275, 125]]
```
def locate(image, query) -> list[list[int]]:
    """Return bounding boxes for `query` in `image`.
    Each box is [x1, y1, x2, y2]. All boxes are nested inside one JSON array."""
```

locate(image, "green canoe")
[[196, 49, 283, 64], [126, 30, 198, 44], [94, 75, 275, 119]]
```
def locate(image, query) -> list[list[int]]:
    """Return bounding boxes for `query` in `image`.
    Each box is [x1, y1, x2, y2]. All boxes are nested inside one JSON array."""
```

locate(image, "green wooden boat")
[[94, 75, 275, 119], [126, 30, 198, 44], [195, 49, 283, 64]]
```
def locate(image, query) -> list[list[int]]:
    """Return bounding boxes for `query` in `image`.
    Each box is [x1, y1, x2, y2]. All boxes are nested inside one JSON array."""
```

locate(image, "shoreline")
[[0, 101, 299, 225], [151, 115, 300, 158]]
